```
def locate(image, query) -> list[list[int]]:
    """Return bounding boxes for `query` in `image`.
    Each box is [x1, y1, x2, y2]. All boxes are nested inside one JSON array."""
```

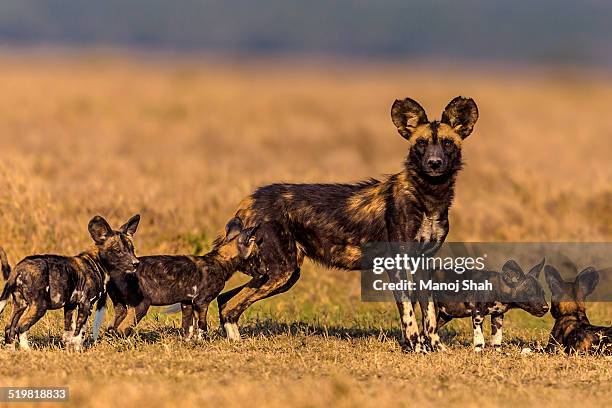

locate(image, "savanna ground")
[[0, 52, 610, 407]]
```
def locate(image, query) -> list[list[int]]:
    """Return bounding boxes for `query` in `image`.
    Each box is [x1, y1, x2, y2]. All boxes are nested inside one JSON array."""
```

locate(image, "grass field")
[[0, 52, 610, 407]]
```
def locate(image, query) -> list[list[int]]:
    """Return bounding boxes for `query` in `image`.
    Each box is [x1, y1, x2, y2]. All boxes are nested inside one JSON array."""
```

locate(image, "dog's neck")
[[78, 247, 109, 281], [400, 163, 458, 213]]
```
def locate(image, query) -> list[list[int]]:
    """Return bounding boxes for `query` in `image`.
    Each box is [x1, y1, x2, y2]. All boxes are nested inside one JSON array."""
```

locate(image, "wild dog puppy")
[[0, 215, 140, 351], [545, 265, 611, 354], [434, 259, 548, 352], [217, 96, 479, 352], [102, 221, 260, 339]]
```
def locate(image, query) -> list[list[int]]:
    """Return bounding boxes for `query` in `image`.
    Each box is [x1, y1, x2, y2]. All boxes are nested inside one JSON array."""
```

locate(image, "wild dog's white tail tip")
[[92, 306, 106, 341], [163, 303, 182, 314]]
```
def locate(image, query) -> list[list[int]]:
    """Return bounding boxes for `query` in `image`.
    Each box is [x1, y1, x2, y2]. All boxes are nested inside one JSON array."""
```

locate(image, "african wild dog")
[[216, 96, 479, 352], [545, 265, 611, 354], [99, 221, 261, 339], [434, 259, 548, 351], [0, 215, 140, 351]]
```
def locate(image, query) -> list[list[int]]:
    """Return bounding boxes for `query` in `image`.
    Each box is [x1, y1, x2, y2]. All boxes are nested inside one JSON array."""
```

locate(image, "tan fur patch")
[[437, 123, 463, 146], [347, 185, 386, 220], [407, 124, 434, 146]]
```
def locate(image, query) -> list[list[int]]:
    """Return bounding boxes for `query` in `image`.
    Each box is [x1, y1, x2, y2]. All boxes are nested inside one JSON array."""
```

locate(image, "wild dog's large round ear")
[[441, 96, 478, 139], [575, 267, 599, 298], [120, 214, 141, 236], [528, 258, 546, 279], [501, 259, 525, 288], [544, 265, 565, 295], [391, 98, 428, 140], [88, 215, 113, 245], [225, 217, 243, 242]]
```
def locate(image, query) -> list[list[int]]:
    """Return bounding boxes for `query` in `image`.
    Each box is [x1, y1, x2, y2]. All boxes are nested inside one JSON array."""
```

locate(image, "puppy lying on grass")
[[0, 215, 140, 351], [98, 220, 260, 339], [545, 265, 611, 354]]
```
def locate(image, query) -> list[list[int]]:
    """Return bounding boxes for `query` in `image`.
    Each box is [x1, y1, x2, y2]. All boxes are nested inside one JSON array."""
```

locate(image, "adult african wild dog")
[[100, 222, 260, 339], [434, 259, 548, 352], [216, 96, 479, 352], [545, 265, 611, 354], [0, 215, 140, 351]]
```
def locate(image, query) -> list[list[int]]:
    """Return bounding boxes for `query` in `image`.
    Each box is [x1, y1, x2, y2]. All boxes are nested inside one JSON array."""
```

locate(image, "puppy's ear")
[[545, 265, 565, 296], [237, 226, 259, 259], [225, 217, 243, 242], [528, 258, 546, 279], [501, 260, 525, 288], [441, 96, 478, 139], [89, 215, 113, 245], [391, 98, 428, 140], [575, 267, 599, 299], [120, 214, 140, 236]]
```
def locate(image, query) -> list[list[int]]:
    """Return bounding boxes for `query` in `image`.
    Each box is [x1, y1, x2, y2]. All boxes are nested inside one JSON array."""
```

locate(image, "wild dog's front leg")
[[472, 312, 485, 352], [396, 300, 422, 352], [386, 268, 421, 352], [490, 313, 504, 350], [180, 303, 194, 339], [70, 302, 91, 351], [420, 299, 446, 352], [62, 305, 77, 344]]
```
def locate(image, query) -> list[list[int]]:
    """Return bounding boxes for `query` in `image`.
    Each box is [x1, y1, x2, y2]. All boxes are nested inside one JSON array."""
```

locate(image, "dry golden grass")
[[0, 52, 610, 407]]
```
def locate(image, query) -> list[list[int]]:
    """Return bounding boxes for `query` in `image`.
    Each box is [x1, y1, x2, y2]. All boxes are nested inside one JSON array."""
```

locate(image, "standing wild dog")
[[0, 215, 140, 351], [100, 222, 260, 339], [434, 259, 549, 351], [216, 96, 479, 352], [545, 265, 611, 354]]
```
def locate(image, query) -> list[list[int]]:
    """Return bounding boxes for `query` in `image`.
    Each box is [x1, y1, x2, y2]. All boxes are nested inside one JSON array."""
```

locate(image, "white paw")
[[521, 347, 532, 355], [224, 323, 241, 341], [474, 345, 484, 353], [18, 332, 30, 351]]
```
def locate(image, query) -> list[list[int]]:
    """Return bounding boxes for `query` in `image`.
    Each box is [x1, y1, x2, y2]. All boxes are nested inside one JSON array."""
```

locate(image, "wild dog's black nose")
[[428, 158, 443, 170]]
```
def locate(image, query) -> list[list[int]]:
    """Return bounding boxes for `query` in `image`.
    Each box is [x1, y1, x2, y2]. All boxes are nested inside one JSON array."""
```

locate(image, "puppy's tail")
[[0, 247, 14, 316], [162, 303, 182, 314], [92, 292, 107, 341], [0, 247, 11, 281]]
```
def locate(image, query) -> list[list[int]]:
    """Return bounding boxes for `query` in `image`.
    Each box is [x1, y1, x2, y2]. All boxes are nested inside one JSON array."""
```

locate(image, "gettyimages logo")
[[371, 253, 487, 275], [360, 242, 612, 302]]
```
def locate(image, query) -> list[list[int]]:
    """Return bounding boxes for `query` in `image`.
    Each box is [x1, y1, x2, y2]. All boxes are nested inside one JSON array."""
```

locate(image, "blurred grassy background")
[[0, 53, 610, 407]]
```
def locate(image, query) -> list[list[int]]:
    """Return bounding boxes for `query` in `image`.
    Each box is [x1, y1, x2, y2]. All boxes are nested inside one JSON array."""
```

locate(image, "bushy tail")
[[0, 247, 14, 316], [92, 292, 107, 341]]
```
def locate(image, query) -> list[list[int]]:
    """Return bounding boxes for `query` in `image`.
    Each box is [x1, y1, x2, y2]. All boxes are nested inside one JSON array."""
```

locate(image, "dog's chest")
[[414, 212, 446, 242]]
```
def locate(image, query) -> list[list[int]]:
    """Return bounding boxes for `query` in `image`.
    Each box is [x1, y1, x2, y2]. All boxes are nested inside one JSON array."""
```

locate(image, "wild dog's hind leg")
[[15, 303, 47, 351], [490, 313, 504, 351], [219, 222, 300, 341], [5, 292, 27, 346]]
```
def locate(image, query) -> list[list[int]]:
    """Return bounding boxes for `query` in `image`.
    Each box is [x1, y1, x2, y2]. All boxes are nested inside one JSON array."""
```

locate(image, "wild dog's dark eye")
[[442, 139, 454, 148], [416, 139, 427, 147]]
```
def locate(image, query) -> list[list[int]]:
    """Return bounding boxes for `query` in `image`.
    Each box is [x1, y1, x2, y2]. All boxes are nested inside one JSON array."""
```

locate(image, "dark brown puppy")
[[101, 223, 260, 339], [545, 265, 611, 354], [0, 215, 140, 351], [217, 96, 479, 352], [434, 259, 548, 351]]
